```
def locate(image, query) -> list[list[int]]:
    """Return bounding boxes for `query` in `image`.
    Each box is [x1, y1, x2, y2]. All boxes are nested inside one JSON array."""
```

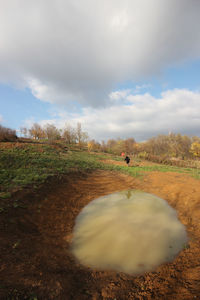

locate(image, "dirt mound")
[[1, 170, 200, 299]]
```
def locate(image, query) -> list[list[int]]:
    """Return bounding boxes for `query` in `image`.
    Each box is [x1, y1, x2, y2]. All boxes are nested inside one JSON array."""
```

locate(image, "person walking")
[[124, 155, 130, 166]]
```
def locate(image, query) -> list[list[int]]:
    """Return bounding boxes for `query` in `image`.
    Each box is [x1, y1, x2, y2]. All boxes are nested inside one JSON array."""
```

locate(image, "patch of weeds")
[[13, 201, 19, 208], [191, 169, 200, 180], [110, 156, 125, 162], [0, 192, 11, 199]]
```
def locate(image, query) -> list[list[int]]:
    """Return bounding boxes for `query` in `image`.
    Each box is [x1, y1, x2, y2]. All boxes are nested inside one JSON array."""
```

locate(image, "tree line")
[[88, 133, 200, 159], [0, 122, 200, 159], [136, 133, 200, 159], [0, 125, 17, 142], [20, 122, 88, 147]]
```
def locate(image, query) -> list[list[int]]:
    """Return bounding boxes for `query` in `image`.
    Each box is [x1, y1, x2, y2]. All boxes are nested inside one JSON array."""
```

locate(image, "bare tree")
[[124, 138, 136, 154], [29, 123, 45, 140], [20, 127, 28, 138], [62, 124, 77, 144], [138, 133, 192, 159], [88, 139, 101, 152], [44, 124, 61, 141], [100, 140, 107, 152], [0, 125, 17, 141], [106, 139, 117, 153], [76, 122, 88, 147]]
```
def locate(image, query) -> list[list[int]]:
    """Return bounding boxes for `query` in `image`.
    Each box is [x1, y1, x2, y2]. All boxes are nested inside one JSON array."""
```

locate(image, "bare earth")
[[1, 161, 200, 299]]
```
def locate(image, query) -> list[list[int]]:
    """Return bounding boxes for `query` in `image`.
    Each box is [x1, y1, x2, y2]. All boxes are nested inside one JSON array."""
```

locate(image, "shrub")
[[0, 125, 17, 142]]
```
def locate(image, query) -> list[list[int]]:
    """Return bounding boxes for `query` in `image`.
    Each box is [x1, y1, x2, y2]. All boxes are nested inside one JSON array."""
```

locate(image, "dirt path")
[[1, 169, 200, 299]]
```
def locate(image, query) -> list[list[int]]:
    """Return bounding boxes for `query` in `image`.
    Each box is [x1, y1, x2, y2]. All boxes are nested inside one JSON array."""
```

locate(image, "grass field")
[[0, 141, 200, 199]]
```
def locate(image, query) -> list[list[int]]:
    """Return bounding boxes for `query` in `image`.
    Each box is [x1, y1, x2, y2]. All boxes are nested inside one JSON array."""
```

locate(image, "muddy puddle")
[[71, 190, 187, 275]]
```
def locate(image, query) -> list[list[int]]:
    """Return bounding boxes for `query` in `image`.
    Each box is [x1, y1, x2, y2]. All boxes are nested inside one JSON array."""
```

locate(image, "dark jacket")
[[124, 156, 130, 164]]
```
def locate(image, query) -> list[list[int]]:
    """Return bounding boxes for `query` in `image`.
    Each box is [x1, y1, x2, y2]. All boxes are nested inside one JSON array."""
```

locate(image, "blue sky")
[[1, 59, 200, 124], [0, 0, 200, 141], [0, 85, 51, 128]]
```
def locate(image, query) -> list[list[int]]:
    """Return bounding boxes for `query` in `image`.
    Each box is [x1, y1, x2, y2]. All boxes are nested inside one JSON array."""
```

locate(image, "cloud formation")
[[71, 191, 187, 274], [1, 1, 200, 106], [33, 88, 200, 141]]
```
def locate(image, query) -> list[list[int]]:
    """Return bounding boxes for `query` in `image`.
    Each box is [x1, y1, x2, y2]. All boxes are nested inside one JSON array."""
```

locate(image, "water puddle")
[[71, 190, 188, 275]]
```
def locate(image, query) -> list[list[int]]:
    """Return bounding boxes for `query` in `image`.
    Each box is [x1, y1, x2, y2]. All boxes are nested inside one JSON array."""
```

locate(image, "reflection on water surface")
[[71, 190, 187, 275]]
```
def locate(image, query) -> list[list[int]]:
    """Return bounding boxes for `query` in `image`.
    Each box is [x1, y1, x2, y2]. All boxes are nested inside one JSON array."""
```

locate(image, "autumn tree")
[[190, 142, 200, 158], [132, 143, 141, 155], [62, 124, 77, 144], [44, 124, 61, 141], [88, 139, 101, 152], [76, 122, 88, 147], [0, 125, 17, 141], [106, 139, 117, 153], [124, 138, 136, 154], [192, 136, 200, 144], [100, 140, 107, 152], [112, 139, 125, 155], [105, 138, 136, 155], [141, 133, 192, 159], [29, 123, 45, 140], [144, 135, 169, 156]]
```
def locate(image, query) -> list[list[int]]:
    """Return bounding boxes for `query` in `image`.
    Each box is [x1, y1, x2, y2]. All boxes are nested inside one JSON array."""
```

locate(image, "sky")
[[0, 0, 200, 142]]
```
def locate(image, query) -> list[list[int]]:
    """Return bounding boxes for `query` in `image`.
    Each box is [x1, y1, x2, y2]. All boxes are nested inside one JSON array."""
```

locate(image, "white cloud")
[[109, 89, 131, 102], [0, 114, 3, 123], [26, 89, 200, 141], [135, 84, 152, 93], [0, 1, 200, 106], [27, 78, 80, 105]]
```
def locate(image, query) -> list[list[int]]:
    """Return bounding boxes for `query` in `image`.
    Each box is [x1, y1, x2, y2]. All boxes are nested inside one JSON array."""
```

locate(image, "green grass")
[[0, 143, 200, 197], [93, 153, 200, 179], [0, 144, 104, 194], [135, 163, 200, 179]]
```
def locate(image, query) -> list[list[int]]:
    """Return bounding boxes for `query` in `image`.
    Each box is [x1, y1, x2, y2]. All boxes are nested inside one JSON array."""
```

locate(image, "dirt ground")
[[1, 162, 200, 299]]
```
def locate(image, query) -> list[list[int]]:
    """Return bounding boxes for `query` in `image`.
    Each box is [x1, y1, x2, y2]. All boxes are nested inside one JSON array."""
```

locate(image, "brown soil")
[[1, 167, 200, 300]]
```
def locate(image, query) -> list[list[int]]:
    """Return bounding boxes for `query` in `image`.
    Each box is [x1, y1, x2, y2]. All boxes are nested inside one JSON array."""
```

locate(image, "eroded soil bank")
[[1, 170, 200, 299]]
